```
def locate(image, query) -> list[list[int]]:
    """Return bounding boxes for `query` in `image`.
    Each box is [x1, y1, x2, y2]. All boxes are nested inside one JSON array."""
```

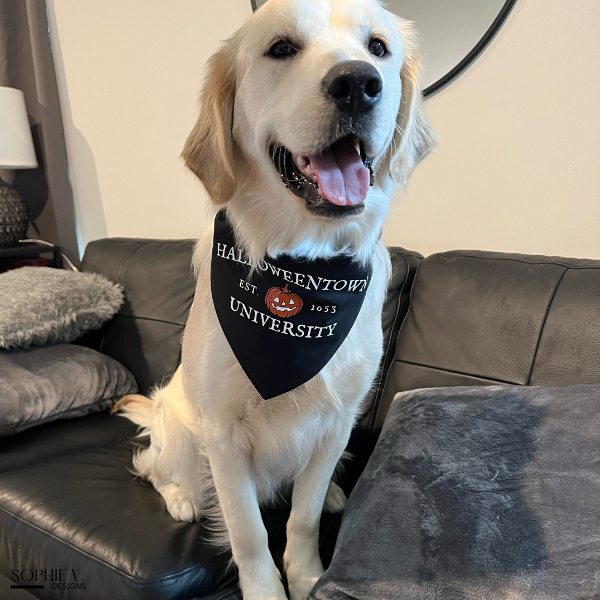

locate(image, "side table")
[[0, 242, 63, 273]]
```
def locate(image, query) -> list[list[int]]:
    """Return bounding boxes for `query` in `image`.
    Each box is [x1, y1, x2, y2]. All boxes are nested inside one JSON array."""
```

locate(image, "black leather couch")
[[1, 239, 599, 600]]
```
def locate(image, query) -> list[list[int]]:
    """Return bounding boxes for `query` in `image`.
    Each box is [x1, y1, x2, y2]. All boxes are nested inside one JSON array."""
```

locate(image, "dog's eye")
[[268, 39, 297, 59], [368, 38, 388, 58]]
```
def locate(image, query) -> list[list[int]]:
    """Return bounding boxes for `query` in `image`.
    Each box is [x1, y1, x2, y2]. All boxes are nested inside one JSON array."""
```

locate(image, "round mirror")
[[251, 0, 517, 97]]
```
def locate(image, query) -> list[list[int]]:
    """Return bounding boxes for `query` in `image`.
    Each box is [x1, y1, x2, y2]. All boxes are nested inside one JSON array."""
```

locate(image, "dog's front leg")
[[284, 422, 352, 600], [205, 438, 287, 600]]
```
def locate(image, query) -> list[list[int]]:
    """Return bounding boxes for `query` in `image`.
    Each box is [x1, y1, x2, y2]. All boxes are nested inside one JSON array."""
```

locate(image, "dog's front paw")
[[287, 564, 324, 600], [158, 483, 201, 522], [285, 549, 324, 600], [323, 480, 346, 513], [239, 561, 287, 600], [243, 586, 287, 600]]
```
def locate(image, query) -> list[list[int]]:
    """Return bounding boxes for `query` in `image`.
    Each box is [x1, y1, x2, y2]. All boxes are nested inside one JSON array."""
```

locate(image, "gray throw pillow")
[[0, 266, 123, 350], [311, 385, 600, 600], [0, 344, 138, 436]]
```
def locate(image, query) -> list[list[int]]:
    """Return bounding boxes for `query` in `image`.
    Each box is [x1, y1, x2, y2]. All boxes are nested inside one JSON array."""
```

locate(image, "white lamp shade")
[[0, 87, 38, 169]]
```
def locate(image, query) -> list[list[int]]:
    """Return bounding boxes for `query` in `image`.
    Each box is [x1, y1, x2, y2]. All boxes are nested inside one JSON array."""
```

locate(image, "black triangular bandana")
[[211, 212, 372, 399]]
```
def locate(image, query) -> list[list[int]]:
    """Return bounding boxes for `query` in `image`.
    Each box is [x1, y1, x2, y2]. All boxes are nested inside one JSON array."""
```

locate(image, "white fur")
[[117, 1, 434, 599]]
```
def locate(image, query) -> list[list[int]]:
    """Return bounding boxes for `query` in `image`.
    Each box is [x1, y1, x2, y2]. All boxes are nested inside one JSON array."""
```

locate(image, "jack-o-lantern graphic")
[[265, 284, 303, 318]]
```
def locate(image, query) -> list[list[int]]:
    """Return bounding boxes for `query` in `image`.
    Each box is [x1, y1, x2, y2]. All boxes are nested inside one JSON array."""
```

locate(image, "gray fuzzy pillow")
[[0, 267, 123, 350], [311, 385, 600, 600]]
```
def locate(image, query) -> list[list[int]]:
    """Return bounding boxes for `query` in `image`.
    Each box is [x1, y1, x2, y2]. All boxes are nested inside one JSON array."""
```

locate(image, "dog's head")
[[183, 0, 435, 256]]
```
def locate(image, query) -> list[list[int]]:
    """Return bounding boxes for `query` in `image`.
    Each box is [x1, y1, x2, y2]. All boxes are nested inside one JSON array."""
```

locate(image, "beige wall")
[[46, 0, 251, 252], [385, 0, 600, 259], [48, 0, 600, 260]]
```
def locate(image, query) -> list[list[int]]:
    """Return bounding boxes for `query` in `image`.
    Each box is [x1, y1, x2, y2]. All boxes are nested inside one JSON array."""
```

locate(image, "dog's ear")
[[383, 20, 436, 190], [182, 39, 238, 205]]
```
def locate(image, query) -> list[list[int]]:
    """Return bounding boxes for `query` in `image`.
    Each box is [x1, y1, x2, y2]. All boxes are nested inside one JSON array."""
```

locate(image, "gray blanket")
[[311, 385, 600, 600]]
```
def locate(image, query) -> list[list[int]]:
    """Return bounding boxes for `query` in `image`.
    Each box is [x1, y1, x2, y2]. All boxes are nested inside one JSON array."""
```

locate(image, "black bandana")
[[211, 212, 372, 399]]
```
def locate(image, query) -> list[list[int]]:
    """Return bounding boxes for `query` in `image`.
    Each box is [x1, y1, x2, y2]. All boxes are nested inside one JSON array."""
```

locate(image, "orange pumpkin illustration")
[[265, 284, 303, 318]]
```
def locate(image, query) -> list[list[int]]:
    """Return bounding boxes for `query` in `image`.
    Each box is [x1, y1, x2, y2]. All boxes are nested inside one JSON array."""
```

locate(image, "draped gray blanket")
[[311, 385, 600, 600]]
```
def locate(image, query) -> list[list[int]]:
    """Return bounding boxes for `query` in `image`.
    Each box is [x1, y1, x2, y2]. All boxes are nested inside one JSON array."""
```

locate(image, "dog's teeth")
[[354, 139, 360, 154], [296, 155, 308, 168], [304, 164, 314, 177]]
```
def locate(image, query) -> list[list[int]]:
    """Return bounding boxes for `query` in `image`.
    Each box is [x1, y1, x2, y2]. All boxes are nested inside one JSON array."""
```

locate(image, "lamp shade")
[[0, 87, 38, 169]]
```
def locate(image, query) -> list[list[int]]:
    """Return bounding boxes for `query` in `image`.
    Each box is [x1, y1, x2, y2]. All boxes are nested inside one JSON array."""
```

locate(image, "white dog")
[[116, 1, 434, 599]]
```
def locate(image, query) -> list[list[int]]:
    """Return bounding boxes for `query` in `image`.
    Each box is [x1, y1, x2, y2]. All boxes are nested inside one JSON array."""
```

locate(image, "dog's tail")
[[111, 394, 154, 434]]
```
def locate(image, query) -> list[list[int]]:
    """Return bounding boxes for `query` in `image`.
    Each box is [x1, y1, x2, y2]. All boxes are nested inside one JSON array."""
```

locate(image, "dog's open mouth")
[[271, 135, 374, 218]]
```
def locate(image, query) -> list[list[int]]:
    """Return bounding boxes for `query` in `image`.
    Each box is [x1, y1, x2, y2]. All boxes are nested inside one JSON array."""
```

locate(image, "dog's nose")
[[323, 61, 382, 116]]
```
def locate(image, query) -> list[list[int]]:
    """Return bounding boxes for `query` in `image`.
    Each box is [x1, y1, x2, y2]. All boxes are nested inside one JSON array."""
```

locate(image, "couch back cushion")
[[80, 240, 422, 427], [80, 238, 195, 394], [378, 250, 600, 431]]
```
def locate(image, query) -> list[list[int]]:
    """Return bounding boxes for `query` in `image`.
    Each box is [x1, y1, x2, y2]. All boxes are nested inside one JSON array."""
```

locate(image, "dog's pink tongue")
[[310, 139, 370, 206]]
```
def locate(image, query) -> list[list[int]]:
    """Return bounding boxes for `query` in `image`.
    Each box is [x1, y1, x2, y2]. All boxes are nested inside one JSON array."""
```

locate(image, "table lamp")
[[0, 87, 38, 248]]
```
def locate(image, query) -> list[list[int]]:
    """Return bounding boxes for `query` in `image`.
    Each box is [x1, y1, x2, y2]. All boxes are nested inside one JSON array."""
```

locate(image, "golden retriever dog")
[[116, 0, 434, 598]]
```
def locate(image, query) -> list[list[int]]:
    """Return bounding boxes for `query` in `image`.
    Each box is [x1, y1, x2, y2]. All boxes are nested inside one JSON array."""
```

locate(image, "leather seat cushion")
[[0, 417, 233, 599], [0, 412, 341, 600]]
